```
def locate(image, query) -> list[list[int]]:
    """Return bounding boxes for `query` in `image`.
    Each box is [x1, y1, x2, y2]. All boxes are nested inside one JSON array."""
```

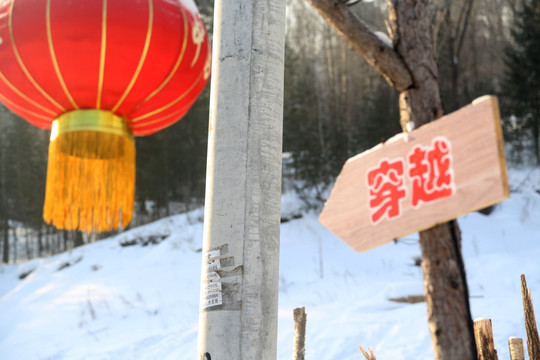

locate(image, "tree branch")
[[306, 0, 413, 92]]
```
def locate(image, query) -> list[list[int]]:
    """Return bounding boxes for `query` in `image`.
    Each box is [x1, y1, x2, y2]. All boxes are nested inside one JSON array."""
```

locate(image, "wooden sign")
[[319, 96, 510, 252]]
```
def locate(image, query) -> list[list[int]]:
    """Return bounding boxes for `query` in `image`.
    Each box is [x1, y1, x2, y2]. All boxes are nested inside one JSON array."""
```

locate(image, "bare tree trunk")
[[24, 227, 31, 260], [0, 147, 8, 264], [533, 117, 540, 166], [45, 226, 51, 255], [161, 134, 170, 217], [306, 1, 477, 358], [1, 217, 7, 264], [419, 222, 476, 359], [74, 231, 84, 248], [37, 226, 44, 256], [389, 2, 476, 357], [63, 229, 68, 252]]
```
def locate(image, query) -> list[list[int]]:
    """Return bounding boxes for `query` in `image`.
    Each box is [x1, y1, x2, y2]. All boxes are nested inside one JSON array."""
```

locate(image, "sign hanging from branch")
[[319, 96, 510, 252]]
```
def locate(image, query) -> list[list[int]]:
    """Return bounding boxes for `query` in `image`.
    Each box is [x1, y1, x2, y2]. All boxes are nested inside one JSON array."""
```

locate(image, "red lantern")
[[0, 0, 211, 232]]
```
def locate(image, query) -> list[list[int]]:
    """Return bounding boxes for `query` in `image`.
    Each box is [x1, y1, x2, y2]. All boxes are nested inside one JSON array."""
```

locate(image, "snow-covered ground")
[[1, 167, 540, 359]]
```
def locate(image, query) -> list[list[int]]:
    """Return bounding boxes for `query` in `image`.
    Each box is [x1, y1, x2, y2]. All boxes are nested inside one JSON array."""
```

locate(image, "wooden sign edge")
[[483, 96, 510, 200], [319, 95, 511, 253]]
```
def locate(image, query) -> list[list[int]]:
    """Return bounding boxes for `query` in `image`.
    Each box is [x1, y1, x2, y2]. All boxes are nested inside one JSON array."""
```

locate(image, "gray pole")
[[196, 0, 286, 359]]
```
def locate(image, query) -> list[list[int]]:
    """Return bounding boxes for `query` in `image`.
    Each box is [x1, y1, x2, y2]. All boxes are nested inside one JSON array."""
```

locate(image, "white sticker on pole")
[[207, 259, 221, 272], [207, 249, 220, 260], [203, 291, 223, 309], [205, 281, 222, 293], [206, 271, 221, 281]]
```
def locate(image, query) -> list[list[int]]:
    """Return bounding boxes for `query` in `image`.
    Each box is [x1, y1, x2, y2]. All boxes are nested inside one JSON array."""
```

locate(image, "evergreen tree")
[[282, 0, 401, 206], [134, 0, 212, 220], [0, 106, 9, 263], [503, 0, 540, 164], [283, 40, 331, 204]]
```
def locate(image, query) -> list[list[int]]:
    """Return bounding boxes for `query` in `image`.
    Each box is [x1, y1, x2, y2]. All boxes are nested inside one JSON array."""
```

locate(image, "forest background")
[[0, 0, 538, 263]]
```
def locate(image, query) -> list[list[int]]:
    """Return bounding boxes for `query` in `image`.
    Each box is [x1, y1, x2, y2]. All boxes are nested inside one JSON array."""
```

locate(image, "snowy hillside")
[[1, 167, 540, 359]]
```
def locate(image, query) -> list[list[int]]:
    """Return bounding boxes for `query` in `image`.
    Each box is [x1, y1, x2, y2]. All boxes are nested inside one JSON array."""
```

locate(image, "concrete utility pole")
[[197, 0, 286, 359]]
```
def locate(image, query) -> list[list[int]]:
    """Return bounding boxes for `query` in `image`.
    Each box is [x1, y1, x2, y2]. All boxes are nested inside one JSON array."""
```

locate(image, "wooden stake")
[[358, 345, 377, 360], [521, 274, 540, 360], [508, 337, 525, 360], [293, 307, 307, 360], [474, 318, 498, 360]]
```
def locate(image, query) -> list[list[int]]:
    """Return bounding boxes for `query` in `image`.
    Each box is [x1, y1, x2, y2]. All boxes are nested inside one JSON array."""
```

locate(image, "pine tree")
[[504, 0, 540, 164]]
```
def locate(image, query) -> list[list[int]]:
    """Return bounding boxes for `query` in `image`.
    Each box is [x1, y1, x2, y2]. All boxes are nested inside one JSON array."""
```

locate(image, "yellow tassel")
[[43, 110, 135, 233]]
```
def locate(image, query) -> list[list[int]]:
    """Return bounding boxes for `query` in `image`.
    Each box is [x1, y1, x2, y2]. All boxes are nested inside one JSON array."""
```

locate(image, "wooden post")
[[196, 0, 286, 359], [521, 274, 540, 360], [508, 337, 525, 360], [474, 319, 498, 360], [293, 307, 307, 360], [358, 346, 377, 360]]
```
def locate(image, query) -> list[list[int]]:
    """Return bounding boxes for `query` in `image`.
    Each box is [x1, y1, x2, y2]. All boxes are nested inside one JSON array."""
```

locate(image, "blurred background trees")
[[503, 0, 540, 164], [0, 0, 536, 262]]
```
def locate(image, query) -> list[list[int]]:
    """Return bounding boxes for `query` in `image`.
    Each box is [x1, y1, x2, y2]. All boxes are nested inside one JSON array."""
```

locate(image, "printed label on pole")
[[205, 281, 222, 293], [206, 271, 221, 281], [207, 259, 221, 272], [203, 291, 223, 309], [207, 249, 220, 260]]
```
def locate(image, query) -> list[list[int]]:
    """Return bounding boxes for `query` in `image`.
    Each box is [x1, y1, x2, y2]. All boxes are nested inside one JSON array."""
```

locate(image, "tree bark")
[[306, 1, 477, 359], [0, 147, 7, 264], [389, 3, 477, 358], [1, 216, 7, 264], [418, 222, 476, 359], [306, 0, 413, 92]]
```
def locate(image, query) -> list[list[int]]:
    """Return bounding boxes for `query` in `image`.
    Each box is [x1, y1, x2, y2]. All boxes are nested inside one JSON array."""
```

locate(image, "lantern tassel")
[[43, 110, 135, 233]]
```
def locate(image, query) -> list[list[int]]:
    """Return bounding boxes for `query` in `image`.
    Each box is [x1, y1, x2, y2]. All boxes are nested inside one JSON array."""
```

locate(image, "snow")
[[375, 31, 393, 48], [1, 167, 540, 359], [179, 0, 199, 15]]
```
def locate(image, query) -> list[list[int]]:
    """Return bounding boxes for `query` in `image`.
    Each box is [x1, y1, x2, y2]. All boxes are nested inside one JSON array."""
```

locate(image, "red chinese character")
[[366, 158, 407, 224], [408, 136, 455, 207]]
